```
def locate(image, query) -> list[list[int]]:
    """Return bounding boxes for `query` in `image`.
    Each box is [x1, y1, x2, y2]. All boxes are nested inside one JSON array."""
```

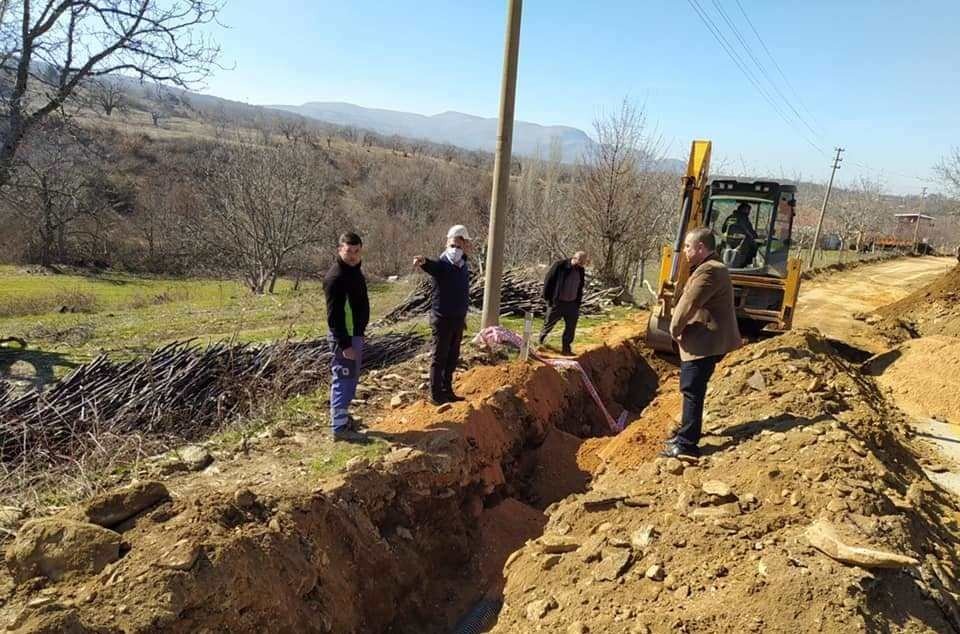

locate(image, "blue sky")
[[200, 0, 960, 195]]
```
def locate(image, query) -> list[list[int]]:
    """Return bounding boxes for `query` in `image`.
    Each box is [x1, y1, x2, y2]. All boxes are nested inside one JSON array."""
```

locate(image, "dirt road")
[[794, 256, 956, 352]]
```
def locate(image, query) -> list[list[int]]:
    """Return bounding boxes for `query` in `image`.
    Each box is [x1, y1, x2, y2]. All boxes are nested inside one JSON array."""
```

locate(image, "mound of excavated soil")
[[877, 265, 960, 342], [492, 330, 960, 633], [866, 335, 960, 425], [0, 329, 674, 633]]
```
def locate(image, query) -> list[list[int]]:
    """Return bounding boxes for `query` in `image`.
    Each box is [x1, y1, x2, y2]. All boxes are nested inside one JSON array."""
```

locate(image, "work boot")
[[658, 442, 699, 460], [333, 428, 369, 444], [430, 394, 450, 406], [562, 345, 574, 356], [445, 391, 466, 403]]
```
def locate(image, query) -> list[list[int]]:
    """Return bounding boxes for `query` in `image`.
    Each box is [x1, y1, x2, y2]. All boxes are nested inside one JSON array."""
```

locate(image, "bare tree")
[[196, 142, 339, 294], [513, 140, 574, 263], [935, 147, 960, 198], [2, 119, 100, 266], [89, 77, 126, 116], [572, 99, 671, 284], [828, 175, 884, 260], [0, 0, 222, 187], [277, 117, 307, 143]]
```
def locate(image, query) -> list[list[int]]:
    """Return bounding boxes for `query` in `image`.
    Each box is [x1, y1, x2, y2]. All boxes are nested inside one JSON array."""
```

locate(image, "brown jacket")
[[669, 255, 742, 362]]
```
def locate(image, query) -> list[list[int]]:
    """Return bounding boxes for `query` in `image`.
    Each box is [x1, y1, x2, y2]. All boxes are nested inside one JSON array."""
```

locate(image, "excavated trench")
[[3, 334, 676, 634]]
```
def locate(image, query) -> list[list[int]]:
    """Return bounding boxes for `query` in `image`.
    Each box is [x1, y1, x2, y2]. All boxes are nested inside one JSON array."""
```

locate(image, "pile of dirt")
[[492, 330, 960, 633], [0, 331, 672, 633], [865, 335, 960, 424], [876, 264, 960, 342]]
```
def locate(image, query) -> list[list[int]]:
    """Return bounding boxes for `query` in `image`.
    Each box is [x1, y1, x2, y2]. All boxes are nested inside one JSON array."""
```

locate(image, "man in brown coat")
[[661, 227, 742, 459]]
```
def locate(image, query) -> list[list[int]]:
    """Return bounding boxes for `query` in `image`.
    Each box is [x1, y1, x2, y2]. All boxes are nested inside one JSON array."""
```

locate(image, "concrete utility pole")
[[808, 147, 844, 270], [913, 186, 927, 254], [480, 0, 522, 329]]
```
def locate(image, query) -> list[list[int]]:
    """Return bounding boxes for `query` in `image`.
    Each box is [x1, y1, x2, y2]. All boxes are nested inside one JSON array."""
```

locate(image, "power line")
[[846, 158, 934, 186], [733, 0, 822, 133], [686, 0, 827, 157], [710, 0, 821, 140]]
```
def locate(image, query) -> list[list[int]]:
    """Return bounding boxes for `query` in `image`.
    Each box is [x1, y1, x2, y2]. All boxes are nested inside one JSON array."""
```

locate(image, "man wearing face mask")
[[413, 225, 473, 405], [324, 232, 370, 443]]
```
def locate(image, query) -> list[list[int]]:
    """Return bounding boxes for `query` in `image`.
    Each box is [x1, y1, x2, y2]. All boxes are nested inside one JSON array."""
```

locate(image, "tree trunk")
[[57, 224, 67, 263]]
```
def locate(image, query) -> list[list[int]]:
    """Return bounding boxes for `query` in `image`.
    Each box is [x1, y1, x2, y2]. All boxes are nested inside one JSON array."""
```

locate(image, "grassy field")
[[0, 247, 888, 390], [0, 262, 650, 392], [0, 265, 414, 386]]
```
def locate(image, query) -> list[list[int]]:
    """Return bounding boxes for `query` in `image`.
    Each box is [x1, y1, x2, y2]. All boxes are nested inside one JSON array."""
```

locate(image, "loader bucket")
[[645, 311, 676, 354]]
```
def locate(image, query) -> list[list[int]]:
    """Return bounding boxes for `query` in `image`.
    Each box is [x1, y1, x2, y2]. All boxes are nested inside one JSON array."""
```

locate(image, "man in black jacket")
[[539, 251, 588, 356], [413, 225, 472, 405], [324, 232, 370, 442]]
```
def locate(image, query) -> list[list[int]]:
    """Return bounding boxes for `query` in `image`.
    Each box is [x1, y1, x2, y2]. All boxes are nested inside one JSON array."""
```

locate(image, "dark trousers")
[[675, 355, 721, 452], [430, 316, 465, 399], [540, 300, 580, 349]]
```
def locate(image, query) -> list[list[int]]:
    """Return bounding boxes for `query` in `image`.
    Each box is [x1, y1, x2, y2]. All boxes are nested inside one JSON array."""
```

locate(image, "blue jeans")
[[329, 335, 363, 431], [674, 355, 721, 452]]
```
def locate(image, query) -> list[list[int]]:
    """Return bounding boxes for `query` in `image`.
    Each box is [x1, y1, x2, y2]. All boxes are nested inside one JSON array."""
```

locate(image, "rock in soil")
[[81, 480, 169, 528], [805, 519, 920, 569], [6, 518, 120, 582]]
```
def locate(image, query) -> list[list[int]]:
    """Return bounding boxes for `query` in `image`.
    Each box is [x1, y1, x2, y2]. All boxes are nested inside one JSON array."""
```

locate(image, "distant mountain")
[[270, 101, 592, 163], [103, 80, 686, 171]]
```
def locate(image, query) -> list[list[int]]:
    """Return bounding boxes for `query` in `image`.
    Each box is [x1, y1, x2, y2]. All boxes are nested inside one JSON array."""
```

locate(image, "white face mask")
[[443, 246, 465, 267]]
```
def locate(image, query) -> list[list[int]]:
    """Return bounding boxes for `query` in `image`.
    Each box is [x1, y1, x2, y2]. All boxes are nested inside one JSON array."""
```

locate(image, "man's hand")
[[413, 255, 425, 268], [342, 347, 357, 360]]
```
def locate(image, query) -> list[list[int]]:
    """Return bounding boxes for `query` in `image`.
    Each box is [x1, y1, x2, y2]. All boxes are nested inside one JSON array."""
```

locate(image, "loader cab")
[[704, 180, 797, 277]]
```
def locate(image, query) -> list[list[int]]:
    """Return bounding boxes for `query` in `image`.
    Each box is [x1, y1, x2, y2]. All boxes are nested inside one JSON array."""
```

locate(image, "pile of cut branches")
[[0, 333, 424, 471], [378, 268, 620, 325]]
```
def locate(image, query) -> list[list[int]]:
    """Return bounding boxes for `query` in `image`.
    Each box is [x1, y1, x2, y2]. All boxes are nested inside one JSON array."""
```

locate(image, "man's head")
[[447, 225, 472, 251], [571, 251, 588, 267], [736, 202, 751, 216], [683, 228, 717, 267], [337, 232, 363, 266]]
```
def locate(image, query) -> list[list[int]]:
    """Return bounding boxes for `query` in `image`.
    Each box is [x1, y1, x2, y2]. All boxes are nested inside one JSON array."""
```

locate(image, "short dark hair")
[[338, 232, 362, 246], [688, 227, 716, 251]]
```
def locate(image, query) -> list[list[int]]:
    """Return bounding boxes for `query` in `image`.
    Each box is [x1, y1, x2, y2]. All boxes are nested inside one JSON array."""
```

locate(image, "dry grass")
[[0, 289, 99, 318]]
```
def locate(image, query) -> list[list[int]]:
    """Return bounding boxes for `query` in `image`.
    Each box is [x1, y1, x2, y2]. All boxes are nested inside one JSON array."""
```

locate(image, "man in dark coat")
[[413, 225, 473, 405], [538, 251, 588, 356], [323, 232, 370, 443]]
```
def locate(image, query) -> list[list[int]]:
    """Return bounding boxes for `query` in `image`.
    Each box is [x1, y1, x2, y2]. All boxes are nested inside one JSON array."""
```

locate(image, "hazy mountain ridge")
[[270, 101, 593, 162]]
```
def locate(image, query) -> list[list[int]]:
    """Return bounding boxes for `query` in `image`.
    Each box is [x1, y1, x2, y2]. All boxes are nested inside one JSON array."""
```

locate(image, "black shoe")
[[658, 443, 699, 460], [346, 415, 364, 431], [333, 429, 369, 444], [561, 346, 574, 356], [445, 391, 466, 402], [430, 395, 451, 406]]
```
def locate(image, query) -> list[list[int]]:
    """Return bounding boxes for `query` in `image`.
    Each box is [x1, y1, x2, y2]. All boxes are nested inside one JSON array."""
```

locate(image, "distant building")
[[869, 213, 934, 252]]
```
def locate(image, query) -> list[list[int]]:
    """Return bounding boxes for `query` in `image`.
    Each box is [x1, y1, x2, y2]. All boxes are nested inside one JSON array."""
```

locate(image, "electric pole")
[[913, 186, 927, 254], [480, 0, 522, 329], [808, 147, 844, 270]]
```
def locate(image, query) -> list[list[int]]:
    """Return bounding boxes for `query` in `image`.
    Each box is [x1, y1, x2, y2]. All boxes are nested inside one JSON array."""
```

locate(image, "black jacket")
[[420, 253, 471, 320], [543, 259, 585, 305], [323, 257, 369, 348]]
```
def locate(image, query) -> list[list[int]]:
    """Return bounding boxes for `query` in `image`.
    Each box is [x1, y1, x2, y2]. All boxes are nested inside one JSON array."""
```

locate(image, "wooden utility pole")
[[808, 147, 844, 270], [481, 0, 522, 329], [913, 186, 927, 254]]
